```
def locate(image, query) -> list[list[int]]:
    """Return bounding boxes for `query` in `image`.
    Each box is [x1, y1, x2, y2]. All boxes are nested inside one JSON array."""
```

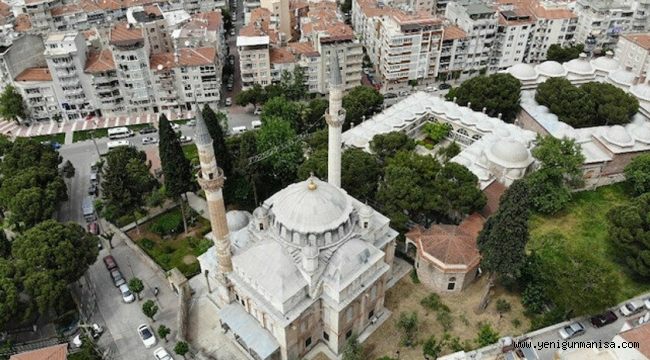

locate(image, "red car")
[[102, 255, 118, 271], [87, 222, 99, 235]]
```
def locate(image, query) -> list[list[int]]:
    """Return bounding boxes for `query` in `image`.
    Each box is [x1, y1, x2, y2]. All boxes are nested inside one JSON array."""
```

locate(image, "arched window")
[[457, 128, 469, 137], [472, 134, 482, 140], [447, 277, 457, 290]]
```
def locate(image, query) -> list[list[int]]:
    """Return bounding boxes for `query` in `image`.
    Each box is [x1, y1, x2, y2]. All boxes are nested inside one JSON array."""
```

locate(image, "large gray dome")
[[226, 210, 250, 232], [486, 139, 531, 167]]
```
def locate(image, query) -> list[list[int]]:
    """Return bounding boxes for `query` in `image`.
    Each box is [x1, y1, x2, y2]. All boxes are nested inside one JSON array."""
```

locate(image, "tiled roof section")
[[0, 2, 11, 21], [185, 11, 222, 31], [85, 49, 116, 73], [494, 0, 575, 21], [50, 3, 83, 16], [407, 213, 484, 267], [443, 25, 467, 41], [290, 0, 308, 11], [270, 47, 295, 64], [623, 33, 650, 50], [239, 8, 279, 43], [150, 47, 216, 70], [143, 4, 162, 17], [620, 323, 650, 358], [109, 22, 144, 45], [302, 1, 354, 42], [82, 28, 99, 40], [498, 6, 535, 25], [480, 180, 506, 218], [14, 14, 31, 32], [10, 344, 68, 360], [15, 67, 52, 82], [80, 0, 102, 12], [288, 41, 319, 57]]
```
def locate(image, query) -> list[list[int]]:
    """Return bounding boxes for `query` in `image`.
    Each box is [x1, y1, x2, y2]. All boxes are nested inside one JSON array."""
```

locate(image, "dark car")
[[439, 83, 452, 90], [103, 255, 118, 271], [139, 126, 157, 134], [590, 310, 618, 328], [110, 269, 126, 287], [88, 184, 97, 196]]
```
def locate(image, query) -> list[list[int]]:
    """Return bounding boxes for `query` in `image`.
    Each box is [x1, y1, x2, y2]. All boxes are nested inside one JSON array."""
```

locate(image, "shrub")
[[423, 122, 452, 145], [420, 293, 446, 311], [496, 299, 512, 314], [475, 323, 500, 347], [396, 311, 419, 347], [423, 335, 443, 358], [141, 238, 155, 250], [410, 269, 420, 284], [161, 245, 174, 254], [436, 308, 454, 332], [511, 318, 521, 328], [150, 211, 184, 236]]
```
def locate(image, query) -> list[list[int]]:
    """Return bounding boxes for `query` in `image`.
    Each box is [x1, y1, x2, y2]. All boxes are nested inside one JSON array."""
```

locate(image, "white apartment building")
[[13, 67, 60, 121], [127, 5, 174, 55], [172, 11, 226, 70], [287, 41, 320, 93], [44, 31, 95, 121], [574, 0, 635, 52], [50, 3, 89, 31], [24, 0, 60, 33], [0, 34, 46, 88], [237, 35, 271, 89], [84, 49, 125, 116], [261, 0, 290, 40], [493, 6, 535, 70], [180, 0, 227, 15], [616, 32, 650, 78], [109, 22, 157, 113], [521, 0, 577, 63]]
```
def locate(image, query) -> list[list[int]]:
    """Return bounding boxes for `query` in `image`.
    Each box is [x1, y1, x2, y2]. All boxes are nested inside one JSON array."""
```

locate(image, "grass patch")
[[32, 133, 66, 145], [529, 182, 649, 300], [73, 128, 109, 143], [182, 144, 199, 167]]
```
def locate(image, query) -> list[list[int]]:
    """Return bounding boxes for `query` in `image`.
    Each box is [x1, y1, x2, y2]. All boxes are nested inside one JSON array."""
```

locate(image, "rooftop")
[[14, 67, 52, 82], [619, 322, 650, 358], [150, 47, 216, 70], [443, 25, 467, 41], [85, 49, 116, 73], [270, 47, 295, 64], [109, 22, 144, 46], [622, 33, 650, 51], [9, 344, 67, 360]]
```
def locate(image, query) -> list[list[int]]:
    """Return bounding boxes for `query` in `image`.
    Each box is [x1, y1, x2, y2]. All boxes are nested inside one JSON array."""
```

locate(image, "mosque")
[[196, 54, 399, 360]]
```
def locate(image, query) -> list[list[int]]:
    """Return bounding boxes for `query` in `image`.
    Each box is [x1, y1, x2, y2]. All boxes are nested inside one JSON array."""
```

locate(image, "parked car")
[[110, 269, 126, 287], [72, 324, 103, 348], [40, 140, 61, 150], [226, 83, 233, 91], [231, 126, 247, 134], [142, 136, 158, 145], [137, 324, 157, 348], [139, 126, 157, 134], [253, 107, 262, 115], [154, 347, 174, 360], [439, 83, 452, 90], [251, 120, 262, 129], [187, 120, 196, 127], [179, 135, 192, 143], [225, 97, 232, 106], [88, 184, 98, 196], [90, 172, 98, 184], [171, 123, 180, 131], [644, 297, 650, 310], [590, 310, 618, 328], [620, 301, 645, 316], [558, 322, 585, 340], [87, 222, 99, 235], [119, 283, 135, 303], [230, 28, 235, 36], [103, 255, 118, 270], [425, 86, 437, 92]]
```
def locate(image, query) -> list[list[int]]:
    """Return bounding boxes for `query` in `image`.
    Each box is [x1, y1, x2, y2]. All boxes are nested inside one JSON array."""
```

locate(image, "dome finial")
[[307, 172, 317, 190]]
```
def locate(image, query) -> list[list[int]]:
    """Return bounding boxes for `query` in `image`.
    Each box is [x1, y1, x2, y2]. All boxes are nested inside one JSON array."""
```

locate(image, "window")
[[363, 221, 369, 229], [346, 307, 353, 322], [346, 329, 353, 339], [447, 277, 456, 291], [368, 310, 374, 319], [305, 337, 312, 348], [323, 332, 329, 342]]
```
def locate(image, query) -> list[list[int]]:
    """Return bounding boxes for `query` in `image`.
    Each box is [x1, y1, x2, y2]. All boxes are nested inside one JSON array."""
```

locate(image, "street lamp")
[[90, 118, 101, 157], [204, 269, 212, 293]]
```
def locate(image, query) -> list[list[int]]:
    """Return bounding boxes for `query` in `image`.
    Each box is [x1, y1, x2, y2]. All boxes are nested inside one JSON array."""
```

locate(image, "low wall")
[[105, 221, 168, 280]]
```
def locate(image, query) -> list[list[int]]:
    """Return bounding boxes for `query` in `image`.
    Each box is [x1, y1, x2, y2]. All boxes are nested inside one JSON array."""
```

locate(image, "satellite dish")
[[157, 64, 163, 71]]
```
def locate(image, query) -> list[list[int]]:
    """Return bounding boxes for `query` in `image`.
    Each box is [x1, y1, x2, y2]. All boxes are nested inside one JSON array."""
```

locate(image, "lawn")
[[528, 182, 649, 300], [127, 207, 211, 278], [72, 128, 108, 143], [182, 144, 199, 166], [31, 133, 66, 145]]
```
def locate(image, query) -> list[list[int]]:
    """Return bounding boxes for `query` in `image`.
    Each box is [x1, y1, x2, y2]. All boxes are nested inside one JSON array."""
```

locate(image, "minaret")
[[194, 105, 233, 290], [326, 52, 345, 187]]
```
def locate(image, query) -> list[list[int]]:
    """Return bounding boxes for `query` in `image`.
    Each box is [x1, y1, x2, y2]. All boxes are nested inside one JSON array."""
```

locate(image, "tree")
[[369, 131, 416, 162], [624, 154, 650, 195], [260, 97, 306, 132], [61, 160, 75, 179], [306, 128, 328, 153], [298, 148, 381, 200], [0, 230, 10, 258], [174, 341, 190, 359], [535, 232, 621, 316], [158, 324, 171, 342], [341, 333, 363, 360], [0, 260, 19, 328], [280, 67, 308, 101], [422, 122, 452, 145], [256, 116, 303, 185], [445, 73, 521, 122], [423, 335, 443, 359], [101, 146, 157, 228], [0, 85, 25, 123], [477, 180, 531, 282], [546, 44, 585, 63], [68, 336, 102, 360], [608, 193, 650, 278], [342, 85, 383, 130], [202, 105, 232, 177], [159, 114, 193, 233], [142, 300, 159, 322], [475, 323, 500, 347], [12, 220, 98, 314], [221, 8, 233, 33], [396, 311, 418, 347], [128, 277, 144, 301], [235, 83, 266, 107], [305, 98, 328, 132], [439, 141, 461, 162]]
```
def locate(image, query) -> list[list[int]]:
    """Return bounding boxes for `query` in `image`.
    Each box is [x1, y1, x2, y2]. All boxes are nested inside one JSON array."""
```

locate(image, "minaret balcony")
[[197, 167, 225, 192]]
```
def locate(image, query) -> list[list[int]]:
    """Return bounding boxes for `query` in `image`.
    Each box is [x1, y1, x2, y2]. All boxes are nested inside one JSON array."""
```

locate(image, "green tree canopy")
[[624, 154, 650, 196], [608, 193, 650, 278], [0, 259, 19, 327], [128, 277, 144, 300], [445, 73, 521, 122], [546, 44, 585, 63], [341, 333, 363, 360], [202, 106, 233, 177], [256, 116, 303, 186], [142, 299, 159, 321], [235, 83, 266, 107], [0, 85, 26, 122], [536, 78, 638, 128], [369, 131, 416, 162], [174, 341, 190, 359], [475, 323, 500, 347], [422, 122, 452, 145], [342, 85, 383, 130], [12, 220, 98, 313]]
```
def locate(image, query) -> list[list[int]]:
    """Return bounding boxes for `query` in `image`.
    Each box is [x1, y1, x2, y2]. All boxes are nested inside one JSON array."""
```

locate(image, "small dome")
[[508, 63, 537, 80], [603, 125, 634, 147], [494, 127, 510, 137], [536, 61, 567, 77], [591, 55, 620, 73], [253, 206, 269, 218], [359, 203, 373, 218], [630, 83, 650, 102], [564, 56, 594, 75], [431, 100, 447, 115], [445, 104, 462, 120], [630, 124, 650, 144], [460, 111, 479, 126], [487, 140, 531, 167], [226, 210, 251, 232], [608, 70, 636, 87], [475, 116, 494, 132]]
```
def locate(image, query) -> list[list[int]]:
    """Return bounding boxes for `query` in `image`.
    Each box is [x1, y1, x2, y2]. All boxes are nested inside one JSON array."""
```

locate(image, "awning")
[[219, 303, 280, 360]]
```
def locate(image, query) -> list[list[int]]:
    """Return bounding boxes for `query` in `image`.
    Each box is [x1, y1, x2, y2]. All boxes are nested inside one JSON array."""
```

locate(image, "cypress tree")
[[202, 105, 232, 177]]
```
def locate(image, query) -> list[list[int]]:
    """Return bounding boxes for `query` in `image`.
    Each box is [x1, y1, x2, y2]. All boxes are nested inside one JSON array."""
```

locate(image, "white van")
[[107, 140, 132, 150], [231, 126, 247, 134], [251, 120, 262, 129]]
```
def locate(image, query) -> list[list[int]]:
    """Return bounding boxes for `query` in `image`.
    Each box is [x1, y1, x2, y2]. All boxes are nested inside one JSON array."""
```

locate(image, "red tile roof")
[[407, 213, 484, 267], [270, 47, 295, 64], [0, 2, 12, 22], [10, 344, 68, 360], [15, 67, 52, 82], [288, 41, 319, 57], [85, 49, 116, 73], [481, 180, 506, 217], [443, 25, 467, 41], [619, 323, 650, 358], [109, 22, 144, 45], [50, 3, 83, 16], [623, 33, 650, 50], [14, 14, 31, 32], [185, 11, 222, 31], [150, 47, 216, 70]]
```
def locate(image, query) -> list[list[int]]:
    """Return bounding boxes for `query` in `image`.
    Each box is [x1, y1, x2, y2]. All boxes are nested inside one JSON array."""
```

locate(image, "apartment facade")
[[13, 67, 60, 121], [616, 32, 650, 78], [237, 35, 271, 88], [574, 0, 635, 52], [126, 5, 174, 54], [261, 0, 290, 39], [84, 48, 125, 116]]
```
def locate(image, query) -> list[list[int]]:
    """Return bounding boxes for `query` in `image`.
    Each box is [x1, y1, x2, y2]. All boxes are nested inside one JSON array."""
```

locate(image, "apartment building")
[[84, 49, 125, 116], [237, 35, 271, 89], [50, 3, 89, 31], [180, 0, 227, 15], [172, 10, 226, 70], [269, 46, 295, 82], [150, 47, 221, 111], [44, 31, 95, 121], [437, 25, 468, 81], [493, 4, 535, 70], [574, 0, 635, 52], [24, 0, 60, 33], [126, 5, 173, 54], [261, 0, 290, 39], [0, 34, 46, 88], [287, 41, 319, 92], [520, 0, 577, 63], [616, 32, 650, 78], [0, 1, 17, 47], [13, 67, 60, 121], [109, 22, 157, 113]]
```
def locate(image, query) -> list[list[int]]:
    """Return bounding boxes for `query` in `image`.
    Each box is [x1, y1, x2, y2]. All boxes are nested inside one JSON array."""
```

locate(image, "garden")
[[415, 122, 461, 162], [32, 132, 66, 145], [127, 207, 212, 278], [72, 123, 161, 143]]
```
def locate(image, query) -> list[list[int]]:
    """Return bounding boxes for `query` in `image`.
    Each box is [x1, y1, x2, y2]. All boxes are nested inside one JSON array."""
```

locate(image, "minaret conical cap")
[[330, 51, 342, 86], [194, 103, 213, 146]]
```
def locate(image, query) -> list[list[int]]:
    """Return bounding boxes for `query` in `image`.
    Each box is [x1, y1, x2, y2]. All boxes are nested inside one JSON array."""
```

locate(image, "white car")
[[142, 136, 158, 145], [620, 301, 644, 316], [171, 123, 180, 131], [137, 324, 157, 348], [119, 284, 135, 303], [179, 135, 192, 143], [644, 297, 650, 310], [225, 97, 232, 106], [251, 120, 262, 129], [253, 107, 262, 115], [154, 347, 174, 360], [558, 322, 585, 340], [231, 126, 247, 134]]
